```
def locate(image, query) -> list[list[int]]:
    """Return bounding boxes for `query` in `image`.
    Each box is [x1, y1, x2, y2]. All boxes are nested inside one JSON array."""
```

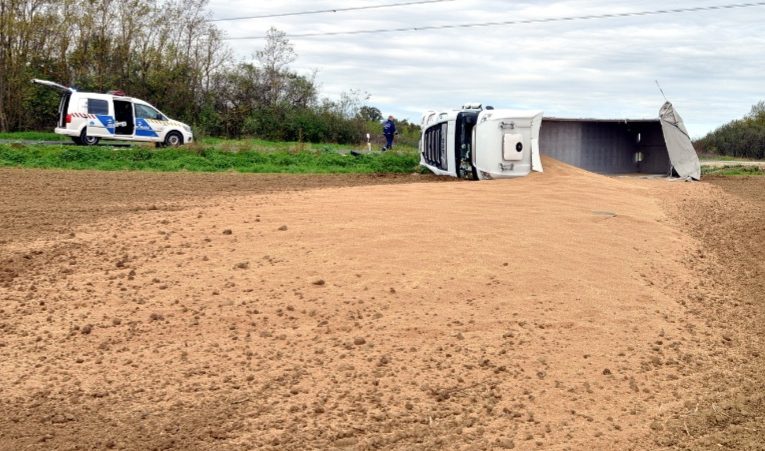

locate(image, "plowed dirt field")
[[0, 161, 762, 450]]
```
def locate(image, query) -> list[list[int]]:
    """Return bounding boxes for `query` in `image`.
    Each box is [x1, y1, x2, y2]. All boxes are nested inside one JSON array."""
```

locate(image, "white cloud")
[[208, 0, 765, 137]]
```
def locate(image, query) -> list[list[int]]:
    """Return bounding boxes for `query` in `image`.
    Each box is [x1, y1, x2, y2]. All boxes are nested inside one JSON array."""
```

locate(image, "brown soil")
[[0, 164, 762, 450], [0, 169, 449, 244], [651, 175, 764, 450]]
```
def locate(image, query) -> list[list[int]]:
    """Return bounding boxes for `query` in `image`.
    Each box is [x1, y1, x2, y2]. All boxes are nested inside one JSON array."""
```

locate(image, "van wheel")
[[71, 136, 83, 145], [79, 129, 100, 146], [164, 131, 183, 147]]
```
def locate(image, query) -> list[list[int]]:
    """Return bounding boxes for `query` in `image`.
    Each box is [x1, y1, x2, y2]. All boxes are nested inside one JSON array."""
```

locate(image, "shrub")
[[694, 101, 765, 159]]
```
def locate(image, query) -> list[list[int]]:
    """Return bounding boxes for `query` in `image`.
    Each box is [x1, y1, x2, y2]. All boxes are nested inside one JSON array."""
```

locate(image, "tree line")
[[0, 0, 419, 145], [694, 101, 765, 159]]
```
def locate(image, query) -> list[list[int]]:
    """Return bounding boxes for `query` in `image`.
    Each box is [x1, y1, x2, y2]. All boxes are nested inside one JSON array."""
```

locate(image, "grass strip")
[[0, 131, 62, 141], [0, 143, 422, 174], [701, 165, 764, 176]]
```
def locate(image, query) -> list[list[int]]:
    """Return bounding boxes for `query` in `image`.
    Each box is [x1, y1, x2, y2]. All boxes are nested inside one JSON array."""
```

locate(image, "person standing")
[[382, 115, 397, 151]]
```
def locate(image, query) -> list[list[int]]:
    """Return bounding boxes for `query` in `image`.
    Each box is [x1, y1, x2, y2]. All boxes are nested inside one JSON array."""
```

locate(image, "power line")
[[210, 0, 458, 22], [223, 1, 765, 40]]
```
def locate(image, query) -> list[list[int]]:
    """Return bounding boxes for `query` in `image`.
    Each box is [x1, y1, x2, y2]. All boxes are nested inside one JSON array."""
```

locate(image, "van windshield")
[[135, 104, 164, 120]]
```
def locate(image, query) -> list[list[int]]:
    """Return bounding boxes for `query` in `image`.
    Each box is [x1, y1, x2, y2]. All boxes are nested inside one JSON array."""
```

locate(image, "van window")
[[87, 99, 109, 115], [135, 104, 163, 120]]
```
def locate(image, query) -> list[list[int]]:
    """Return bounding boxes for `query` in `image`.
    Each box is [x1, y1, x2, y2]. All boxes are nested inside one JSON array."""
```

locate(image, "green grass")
[[702, 165, 764, 176], [0, 141, 422, 174], [196, 137, 361, 153], [0, 131, 62, 141]]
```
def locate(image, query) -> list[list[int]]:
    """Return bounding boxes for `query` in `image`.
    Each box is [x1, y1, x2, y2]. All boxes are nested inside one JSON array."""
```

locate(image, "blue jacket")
[[383, 119, 396, 135]]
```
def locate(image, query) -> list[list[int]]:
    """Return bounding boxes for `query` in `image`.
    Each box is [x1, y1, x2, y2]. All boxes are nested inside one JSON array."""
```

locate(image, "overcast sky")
[[206, 0, 765, 138]]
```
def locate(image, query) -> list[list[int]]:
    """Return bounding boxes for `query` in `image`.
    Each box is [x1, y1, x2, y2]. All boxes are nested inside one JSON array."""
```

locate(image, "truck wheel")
[[79, 129, 100, 146], [71, 136, 83, 145], [164, 131, 183, 147]]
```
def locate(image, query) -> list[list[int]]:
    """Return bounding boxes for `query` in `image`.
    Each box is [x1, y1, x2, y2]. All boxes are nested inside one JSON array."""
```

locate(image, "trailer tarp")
[[659, 102, 701, 180]]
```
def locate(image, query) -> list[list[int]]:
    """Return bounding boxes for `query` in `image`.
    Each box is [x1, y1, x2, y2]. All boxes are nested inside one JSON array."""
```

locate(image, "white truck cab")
[[420, 104, 543, 179], [32, 79, 193, 146]]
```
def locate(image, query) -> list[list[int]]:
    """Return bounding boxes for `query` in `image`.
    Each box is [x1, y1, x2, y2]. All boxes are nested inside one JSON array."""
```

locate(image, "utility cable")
[[210, 0, 457, 22], [223, 1, 765, 39]]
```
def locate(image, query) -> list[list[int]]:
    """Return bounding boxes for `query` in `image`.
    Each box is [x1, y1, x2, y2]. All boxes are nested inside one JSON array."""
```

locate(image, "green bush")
[[694, 101, 765, 159], [232, 106, 376, 145]]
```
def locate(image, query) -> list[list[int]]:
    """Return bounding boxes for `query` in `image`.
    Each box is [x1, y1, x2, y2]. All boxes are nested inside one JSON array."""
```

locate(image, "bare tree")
[[256, 27, 297, 107]]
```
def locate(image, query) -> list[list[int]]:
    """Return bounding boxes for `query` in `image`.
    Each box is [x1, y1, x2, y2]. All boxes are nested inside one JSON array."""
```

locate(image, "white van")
[[32, 79, 193, 146]]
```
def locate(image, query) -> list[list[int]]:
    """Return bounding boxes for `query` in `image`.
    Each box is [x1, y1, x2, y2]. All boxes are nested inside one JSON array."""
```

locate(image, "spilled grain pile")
[[1, 162, 760, 450]]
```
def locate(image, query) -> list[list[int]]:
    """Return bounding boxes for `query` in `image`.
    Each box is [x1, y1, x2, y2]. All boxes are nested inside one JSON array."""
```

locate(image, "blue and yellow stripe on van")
[[146, 118, 184, 127]]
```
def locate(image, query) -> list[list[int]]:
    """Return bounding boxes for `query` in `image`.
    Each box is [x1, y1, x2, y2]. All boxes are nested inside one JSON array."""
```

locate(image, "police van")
[[32, 79, 193, 146]]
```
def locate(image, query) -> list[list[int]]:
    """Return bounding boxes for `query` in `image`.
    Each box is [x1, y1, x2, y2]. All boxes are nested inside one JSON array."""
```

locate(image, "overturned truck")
[[419, 102, 700, 180]]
